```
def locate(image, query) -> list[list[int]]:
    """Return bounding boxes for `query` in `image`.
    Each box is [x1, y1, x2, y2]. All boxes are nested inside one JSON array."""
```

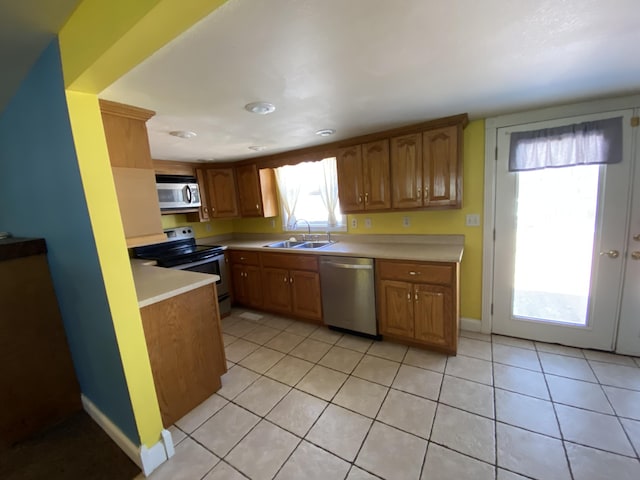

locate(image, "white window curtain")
[[274, 165, 301, 228], [318, 157, 339, 227], [509, 117, 623, 172]]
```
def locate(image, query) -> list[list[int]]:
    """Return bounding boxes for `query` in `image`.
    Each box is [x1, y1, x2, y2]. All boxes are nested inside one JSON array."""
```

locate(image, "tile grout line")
[[534, 342, 575, 480], [491, 340, 498, 480]]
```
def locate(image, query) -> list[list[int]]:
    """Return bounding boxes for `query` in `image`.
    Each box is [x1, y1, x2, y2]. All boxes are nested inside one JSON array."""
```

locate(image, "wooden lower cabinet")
[[229, 250, 263, 309], [377, 260, 459, 355], [140, 284, 226, 427]]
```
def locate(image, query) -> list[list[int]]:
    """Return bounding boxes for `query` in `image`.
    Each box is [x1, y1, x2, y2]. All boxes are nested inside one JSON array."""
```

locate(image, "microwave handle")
[[185, 185, 192, 203]]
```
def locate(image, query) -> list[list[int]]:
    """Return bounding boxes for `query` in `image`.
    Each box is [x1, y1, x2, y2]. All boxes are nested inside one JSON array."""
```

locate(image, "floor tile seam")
[[618, 420, 640, 460], [491, 339, 536, 351], [419, 356, 450, 479], [600, 383, 640, 459], [459, 332, 492, 343], [561, 439, 640, 460], [455, 351, 493, 362], [217, 369, 263, 402], [364, 350, 408, 363], [491, 342, 499, 480], [491, 358, 542, 373], [583, 355, 640, 368], [426, 439, 499, 471], [346, 464, 385, 480], [400, 360, 446, 376], [437, 394, 495, 420], [551, 395, 624, 418], [303, 422, 367, 464], [350, 367, 400, 389], [268, 432, 305, 480], [492, 383, 550, 402], [536, 348, 576, 480], [441, 370, 493, 387]]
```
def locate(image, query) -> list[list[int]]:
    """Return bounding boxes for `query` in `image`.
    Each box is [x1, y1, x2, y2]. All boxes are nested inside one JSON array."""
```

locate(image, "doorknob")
[[600, 250, 620, 259], [631, 251, 640, 260], [634, 234, 640, 241]]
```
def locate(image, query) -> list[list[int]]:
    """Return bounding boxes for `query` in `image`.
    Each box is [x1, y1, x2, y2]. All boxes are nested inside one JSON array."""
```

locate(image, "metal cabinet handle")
[[283, 276, 288, 283], [634, 234, 640, 241], [364, 192, 369, 204], [424, 187, 429, 200], [631, 251, 640, 260], [289, 277, 294, 283], [407, 292, 411, 301], [256, 204, 260, 210], [358, 195, 363, 204], [416, 188, 421, 201], [600, 250, 620, 259], [408, 271, 421, 276], [415, 293, 418, 301]]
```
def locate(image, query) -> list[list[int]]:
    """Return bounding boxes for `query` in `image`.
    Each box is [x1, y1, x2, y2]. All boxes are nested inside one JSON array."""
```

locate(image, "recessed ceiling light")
[[245, 102, 276, 115], [248, 145, 266, 152], [315, 128, 336, 137], [169, 130, 197, 139]]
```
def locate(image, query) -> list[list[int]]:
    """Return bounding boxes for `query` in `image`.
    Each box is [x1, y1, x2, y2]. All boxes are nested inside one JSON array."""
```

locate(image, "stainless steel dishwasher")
[[319, 256, 378, 337]]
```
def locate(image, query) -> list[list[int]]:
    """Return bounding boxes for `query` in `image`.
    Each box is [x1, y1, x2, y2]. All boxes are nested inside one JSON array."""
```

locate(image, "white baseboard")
[[461, 317, 482, 332], [81, 394, 174, 477]]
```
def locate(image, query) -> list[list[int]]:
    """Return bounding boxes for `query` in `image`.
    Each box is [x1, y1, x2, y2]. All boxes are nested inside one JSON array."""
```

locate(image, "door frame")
[[481, 94, 640, 334]]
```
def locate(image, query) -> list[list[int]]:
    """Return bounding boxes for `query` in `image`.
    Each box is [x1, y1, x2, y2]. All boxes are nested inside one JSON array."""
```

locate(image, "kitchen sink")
[[264, 240, 336, 249], [264, 240, 307, 248], [294, 241, 334, 249]]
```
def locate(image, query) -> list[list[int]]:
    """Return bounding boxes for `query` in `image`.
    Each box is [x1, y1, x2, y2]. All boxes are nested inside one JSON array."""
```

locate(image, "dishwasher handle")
[[323, 262, 373, 270]]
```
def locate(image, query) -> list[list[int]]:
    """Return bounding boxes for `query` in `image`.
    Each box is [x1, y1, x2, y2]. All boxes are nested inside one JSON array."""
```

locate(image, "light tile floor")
[[140, 309, 640, 480]]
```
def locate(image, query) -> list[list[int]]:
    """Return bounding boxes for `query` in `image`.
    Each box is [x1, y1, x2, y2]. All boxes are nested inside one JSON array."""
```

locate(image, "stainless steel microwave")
[[156, 175, 201, 210]]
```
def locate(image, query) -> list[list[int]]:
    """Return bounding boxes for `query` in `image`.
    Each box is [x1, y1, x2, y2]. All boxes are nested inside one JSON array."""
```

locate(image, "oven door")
[[170, 254, 230, 316]]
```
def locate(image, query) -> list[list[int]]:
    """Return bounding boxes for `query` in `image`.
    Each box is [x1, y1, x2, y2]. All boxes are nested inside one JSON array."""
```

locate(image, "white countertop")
[[131, 259, 219, 308], [204, 235, 464, 263]]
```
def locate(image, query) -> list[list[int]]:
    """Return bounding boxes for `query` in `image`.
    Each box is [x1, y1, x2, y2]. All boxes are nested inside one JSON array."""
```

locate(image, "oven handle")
[[170, 254, 225, 271]]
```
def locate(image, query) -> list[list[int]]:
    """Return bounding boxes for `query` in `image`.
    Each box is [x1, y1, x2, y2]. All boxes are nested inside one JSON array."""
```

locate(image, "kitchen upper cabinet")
[[206, 168, 239, 218], [423, 125, 461, 207], [260, 252, 322, 323], [99, 100, 166, 247], [186, 168, 211, 222], [228, 250, 262, 308], [390, 133, 423, 209], [236, 164, 278, 218], [140, 284, 226, 427], [337, 139, 391, 213], [391, 124, 462, 210], [377, 259, 459, 355]]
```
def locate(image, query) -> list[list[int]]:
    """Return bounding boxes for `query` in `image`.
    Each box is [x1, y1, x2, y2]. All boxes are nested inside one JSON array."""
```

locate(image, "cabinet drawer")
[[377, 260, 453, 285], [261, 252, 318, 272], [228, 250, 260, 265]]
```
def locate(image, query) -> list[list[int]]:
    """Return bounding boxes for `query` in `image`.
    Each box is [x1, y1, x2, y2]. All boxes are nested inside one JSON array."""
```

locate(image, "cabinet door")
[[290, 270, 322, 322], [245, 265, 264, 308], [336, 145, 365, 212], [206, 168, 239, 218], [261, 267, 292, 314], [231, 264, 247, 305], [414, 284, 454, 350], [423, 125, 460, 207], [379, 279, 414, 338], [187, 168, 210, 222], [236, 164, 263, 217], [391, 133, 423, 209], [363, 139, 391, 210]]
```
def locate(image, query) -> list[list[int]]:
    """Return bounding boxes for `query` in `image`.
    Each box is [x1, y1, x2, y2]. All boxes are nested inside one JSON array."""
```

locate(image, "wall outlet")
[[364, 218, 372, 228], [465, 214, 481, 227], [205, 223, 212, 232], [402, 216, 410, 227], [351, 218, 358, 229]]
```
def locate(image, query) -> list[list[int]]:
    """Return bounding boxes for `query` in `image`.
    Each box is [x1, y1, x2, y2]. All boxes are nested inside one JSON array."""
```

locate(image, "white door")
[[492, 110, 634, 350], [617, 119, 640, 356]]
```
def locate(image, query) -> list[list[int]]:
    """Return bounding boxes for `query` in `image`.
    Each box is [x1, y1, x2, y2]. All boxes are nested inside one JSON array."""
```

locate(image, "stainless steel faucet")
[[293, 219, 311, 240]]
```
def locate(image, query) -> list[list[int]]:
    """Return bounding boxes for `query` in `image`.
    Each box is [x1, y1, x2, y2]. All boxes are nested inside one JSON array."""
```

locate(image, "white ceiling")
[[101, 0, 640, 163], [0, 0, 81, 111]]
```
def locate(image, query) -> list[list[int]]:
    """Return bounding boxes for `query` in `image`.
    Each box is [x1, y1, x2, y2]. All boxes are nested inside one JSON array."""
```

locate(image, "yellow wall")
[[59, 0, 229, 449], [161, 214, 234, 238], [227, 120, 485, 319]]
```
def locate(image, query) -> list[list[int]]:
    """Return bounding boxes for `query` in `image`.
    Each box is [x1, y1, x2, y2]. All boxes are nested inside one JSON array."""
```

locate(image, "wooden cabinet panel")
[[337, 145, 365, 212], [186, 168, 210, 222], [111, 167, 166, 247], [377, 259, 459, 355], [291, 270, 322, 321], [261, 252, 318, 271], [140, 284, 225, 427], [245, 265, 264, 308], [363, 139, 391, 210], [100, 101, 155, 169], [414, 284, 452, 348], [391, 133, 423, 209], [231, 264, 246, 304], [237, 164, 264, 217], [206, 168, 238, 218], [377, 260, 454, 285], [379, 279, 414, 338], [423, 125, 460, 207], [262, 267, 291, 314], [228, 250, 260, 265]]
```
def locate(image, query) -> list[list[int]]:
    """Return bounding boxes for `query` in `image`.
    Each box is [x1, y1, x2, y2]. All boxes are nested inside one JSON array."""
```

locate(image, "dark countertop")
[[0, 237, 47, 262]]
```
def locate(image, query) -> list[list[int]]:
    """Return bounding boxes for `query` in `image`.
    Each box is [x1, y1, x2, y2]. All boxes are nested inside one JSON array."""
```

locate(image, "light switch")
[[403, 216, 410, 227], [365, 218, 372, 228], [466, 214, 481, 227]]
